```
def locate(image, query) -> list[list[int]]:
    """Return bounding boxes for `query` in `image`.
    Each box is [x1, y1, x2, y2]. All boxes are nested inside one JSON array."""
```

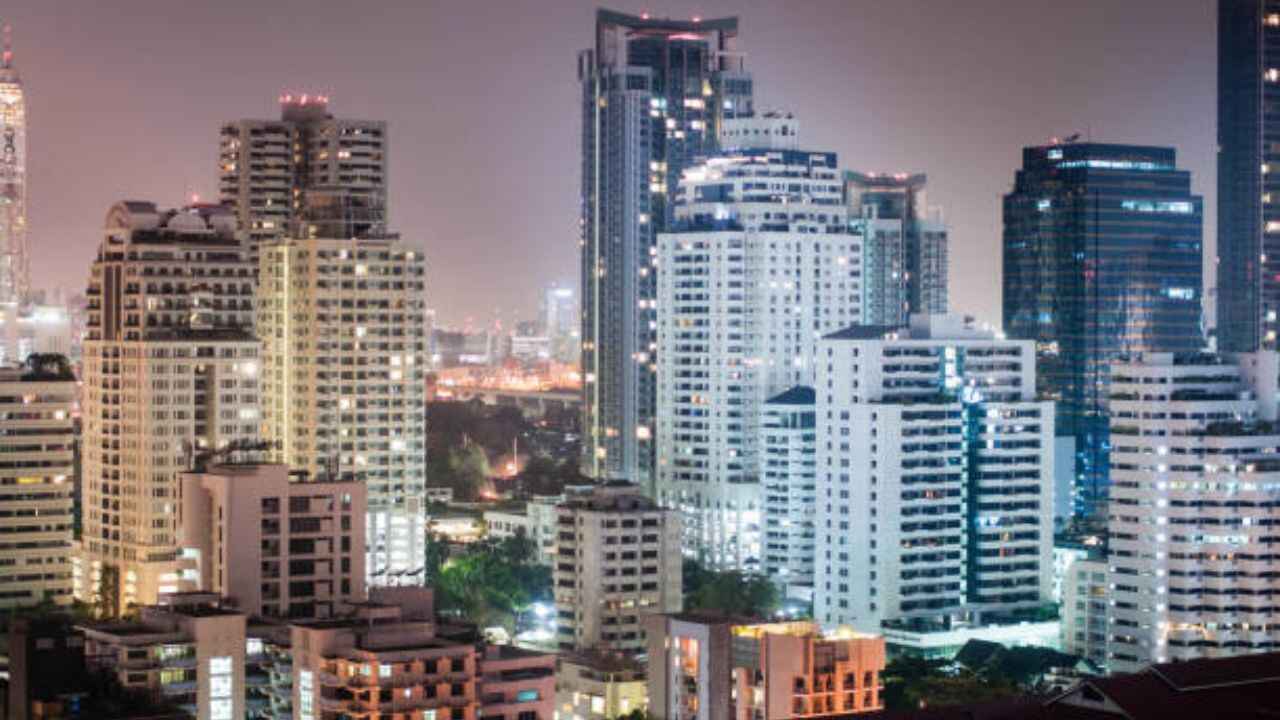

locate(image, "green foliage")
[[518, 454, 588, 496], [433, 535, 551, 633], [682, 559, 780, 618], [428, 444, 494, 502], [882, 657, 1022, 712]]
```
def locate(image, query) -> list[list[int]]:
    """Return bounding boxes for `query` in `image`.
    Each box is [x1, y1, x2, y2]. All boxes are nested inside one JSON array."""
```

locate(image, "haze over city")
[[9, 0, 1211, 326]]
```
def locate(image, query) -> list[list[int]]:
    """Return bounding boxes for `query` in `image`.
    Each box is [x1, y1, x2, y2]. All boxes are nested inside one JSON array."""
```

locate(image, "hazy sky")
[[12, 0, 1213, 327]]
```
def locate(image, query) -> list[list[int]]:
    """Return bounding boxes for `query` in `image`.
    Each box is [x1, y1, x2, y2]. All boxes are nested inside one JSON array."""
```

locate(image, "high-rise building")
[[579, 9, 753, 483], [760, 386, 817, 603], [644, 615, 886, 720], [553, 483, 682, 653], [814, 315, 1054, 635], [1107, 351, 1280, 672], [219, 96, 387, 256], [541, 282, 578, 362], [655, 114, 860, 570], [78, 202, 261, 614], [180, 463, 367, 620], [0, 28, 27, 306], [258, 218, 427, 587], [1002, 142, 1204, 518], [846, 172, 948, 326], [0, 354, 75, 609], [1060, 557, 1108, 671], [1217, 1, 1280, 352]]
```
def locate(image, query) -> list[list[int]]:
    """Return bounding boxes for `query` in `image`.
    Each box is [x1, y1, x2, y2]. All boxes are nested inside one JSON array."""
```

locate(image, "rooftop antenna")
[[2, 24, 12, 69]]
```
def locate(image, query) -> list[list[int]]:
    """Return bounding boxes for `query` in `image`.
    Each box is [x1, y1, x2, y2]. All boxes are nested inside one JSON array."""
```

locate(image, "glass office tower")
[[578, 9, 753, 484], [1002, 143, 1203, 517], [1218, 0, 1280, 352]]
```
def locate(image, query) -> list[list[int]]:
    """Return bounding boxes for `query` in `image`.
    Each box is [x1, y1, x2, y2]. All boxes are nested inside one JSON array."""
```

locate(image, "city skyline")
[[7, 0, 1211, 327]]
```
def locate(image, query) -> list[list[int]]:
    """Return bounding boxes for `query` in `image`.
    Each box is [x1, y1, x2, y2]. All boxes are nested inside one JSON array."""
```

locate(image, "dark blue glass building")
[[1002, 143, 1204, 517]]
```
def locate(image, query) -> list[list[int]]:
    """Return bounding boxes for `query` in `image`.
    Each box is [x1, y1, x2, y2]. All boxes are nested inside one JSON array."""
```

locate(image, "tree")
[[882, 657, 1022, 712], [433, 535, 552, 633], [682, 559, 780, 617]]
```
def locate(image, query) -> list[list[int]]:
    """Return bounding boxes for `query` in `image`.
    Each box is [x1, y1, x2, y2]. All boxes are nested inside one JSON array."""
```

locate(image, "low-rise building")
[[556, 651, 647, 720], [645, 614, 885, 720], [181, 463, 367, 620], [554, 483, 682, 653]]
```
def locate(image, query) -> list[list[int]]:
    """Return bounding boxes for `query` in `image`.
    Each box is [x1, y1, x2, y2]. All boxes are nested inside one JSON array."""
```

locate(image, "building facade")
[[846, 172, 948, 326], [0, 355, 75, 609], [0, 34, 27, 306], [553, 484, 682, 653], [814, 315, 1054, 635], [219, 96, 387, 255], [759, 386, 817, 603], [556, 651, 648, 720], [78, 202, 261, 613], [1107, 351, 1280, 672], [180, 463, 367, 620], [645, 615, 885, 720], [1002, 142, 1203, 518], [258, 233, 427, 587], [655, 114, 860, 570], [1060, 557, 1108, 672], [579, 9, 753, 483], [1218, 0, 1280, 352]]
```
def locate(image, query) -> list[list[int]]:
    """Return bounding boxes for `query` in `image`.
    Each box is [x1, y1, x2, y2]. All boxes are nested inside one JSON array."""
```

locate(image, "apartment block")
[[760, 386, 817, 603], [554, 484, 682, 653], [0, 354, 75, 608], [1107, 351, 1280, 672], [78, 201, 261, 613], [555, 651, 647, 720], [814, 315, 1054, 635], [645, 614, 885, 720], [180, 462, 367, 620], [1061, 557, 1108, 671], [258, 232, 427, 585]]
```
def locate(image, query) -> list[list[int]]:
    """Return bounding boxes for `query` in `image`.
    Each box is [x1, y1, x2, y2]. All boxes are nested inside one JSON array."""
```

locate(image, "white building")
[[655, 113, 862, 571], [760, 386, 817, 603], [814, 315, 1054, 636], [0, 355, 75, 609], [78, 202, 261, 613], [258, 230, 427, 587], [554, 484, 682, 653], [1061, 557, 1107, 670], [1107, 351, 1280, 672]]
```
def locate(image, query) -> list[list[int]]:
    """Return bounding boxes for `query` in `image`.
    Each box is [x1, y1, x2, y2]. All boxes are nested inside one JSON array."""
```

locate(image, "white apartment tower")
[[815, 315, 1054, 634], [1107, 351, 1280, 672], [258, 219, 427, 587], [0, 354, 75, 609], [79, 202, 261, 613], [553, 484, 682, 653], [656, 113, 862, 571], [760, 386, 817, 603], [219, 95, 387, 254]]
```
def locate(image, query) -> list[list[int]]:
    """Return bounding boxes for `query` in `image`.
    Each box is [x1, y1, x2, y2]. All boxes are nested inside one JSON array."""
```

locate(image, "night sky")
[[12, 0, 1213, 328]]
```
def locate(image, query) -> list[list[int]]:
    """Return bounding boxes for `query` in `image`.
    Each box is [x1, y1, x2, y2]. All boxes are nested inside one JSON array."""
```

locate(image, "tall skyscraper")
[[257, 203, 428, 586], [0, 354, 75, 609], [579, 9, 753, 483], [540, 282, 578, 363], [219, 96, 387, 256], [1002, 142, 1204, 518], [846, 172, 948, 326], [814, 315, 1054, 635], [1218, 1, 1280, 352], [1107, 351, 1280, 672], [655, 114, 860, 570], [78, 202, 262, 613], [0, 27, 26, 306]]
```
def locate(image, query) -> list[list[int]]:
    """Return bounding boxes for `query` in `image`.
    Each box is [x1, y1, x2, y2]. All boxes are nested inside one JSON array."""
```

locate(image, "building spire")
[[3, 24, 12, 69]]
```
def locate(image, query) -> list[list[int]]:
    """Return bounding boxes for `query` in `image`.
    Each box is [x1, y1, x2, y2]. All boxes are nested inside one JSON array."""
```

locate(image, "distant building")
[[846, 172, 948, 326], [1107, 351, 1280, 672], [78, 201, 261, 612], [1061, 557, 1108, 671], [645, 614, 885, 720], [541, 283, 578, 363], [219, 96, 387, 257], [508, 333, 552, 362], [556, 651, 648, 720], [0, 34, 28, 306], [0, 301, 73, 366], [814, 315, 1054, 637], [258, 228, 427, 587], [554, 484, 682, 653], [1003, 142, 1203, 518], [579, 9, 753, 484], [0, 355, 75, 609], [1217, 0, 1280, 352], [656, 113, 860, 571], [79, 594, 249, 720], [759, 386, 817, 603], [180, 463, 367, 620]]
